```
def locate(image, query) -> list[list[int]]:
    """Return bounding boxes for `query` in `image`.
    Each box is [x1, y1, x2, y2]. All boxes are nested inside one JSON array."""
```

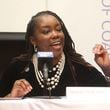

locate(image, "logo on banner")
[[101, 0, 110, 54]]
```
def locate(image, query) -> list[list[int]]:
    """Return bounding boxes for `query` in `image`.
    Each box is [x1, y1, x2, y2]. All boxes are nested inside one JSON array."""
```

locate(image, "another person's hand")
[[93, 44, 110, 76], [8, 79, 32, 98]]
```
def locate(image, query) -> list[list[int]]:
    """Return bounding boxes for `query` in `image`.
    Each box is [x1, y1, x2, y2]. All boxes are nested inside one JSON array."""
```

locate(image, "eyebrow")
[[41, 23, 61, 29], [41, 25, 50, 29]]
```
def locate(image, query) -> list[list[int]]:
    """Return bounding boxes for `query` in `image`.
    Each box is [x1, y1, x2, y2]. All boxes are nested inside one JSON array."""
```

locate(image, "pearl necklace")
[[33, 53, 65, 91]]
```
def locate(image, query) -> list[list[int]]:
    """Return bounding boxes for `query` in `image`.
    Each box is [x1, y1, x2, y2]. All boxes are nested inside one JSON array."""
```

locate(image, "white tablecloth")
[[0, 97, 110, 110]]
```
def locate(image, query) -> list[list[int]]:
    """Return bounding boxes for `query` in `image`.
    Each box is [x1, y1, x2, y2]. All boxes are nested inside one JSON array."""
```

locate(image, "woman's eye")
[[42, 29, 50, 34], [56, 27, 62, 32]]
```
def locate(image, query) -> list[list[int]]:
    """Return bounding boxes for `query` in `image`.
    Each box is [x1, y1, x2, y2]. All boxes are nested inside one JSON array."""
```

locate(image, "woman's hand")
[[9, 79, 32, 98], [93, 44, 110, 76]]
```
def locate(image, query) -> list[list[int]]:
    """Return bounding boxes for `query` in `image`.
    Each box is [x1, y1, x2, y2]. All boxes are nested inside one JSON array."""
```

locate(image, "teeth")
[[52, 41, 61, 45]]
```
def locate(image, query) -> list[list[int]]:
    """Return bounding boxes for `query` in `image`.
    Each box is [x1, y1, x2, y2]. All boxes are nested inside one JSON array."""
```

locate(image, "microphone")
[[37, 51, 53, 80], [37, 52, 54, 97], [37, 52, 54, 78]]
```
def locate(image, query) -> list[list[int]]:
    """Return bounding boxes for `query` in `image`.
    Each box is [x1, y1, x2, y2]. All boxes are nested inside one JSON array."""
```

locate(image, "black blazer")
[[0, 58, 107, 97]]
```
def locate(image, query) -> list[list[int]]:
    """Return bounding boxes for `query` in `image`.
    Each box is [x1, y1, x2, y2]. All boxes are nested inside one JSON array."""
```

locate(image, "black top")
[[0, 58, 107, 97]]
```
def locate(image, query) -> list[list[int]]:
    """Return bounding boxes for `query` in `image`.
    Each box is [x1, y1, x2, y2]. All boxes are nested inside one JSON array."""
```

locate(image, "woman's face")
[[32, 15, 65, 59]]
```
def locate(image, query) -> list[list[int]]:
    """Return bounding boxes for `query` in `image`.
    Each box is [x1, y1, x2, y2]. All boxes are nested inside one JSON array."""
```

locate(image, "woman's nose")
[[51, 31, 58, 38]]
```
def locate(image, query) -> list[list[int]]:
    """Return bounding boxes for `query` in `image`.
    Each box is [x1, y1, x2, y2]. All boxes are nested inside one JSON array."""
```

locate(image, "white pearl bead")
[[55, 74, 57, 77], [47, 78, 50, 81], [51, 81, 54, 85], [56, 79, 59, 82], [41, 79, 43, 81], [55, 83, 58, 86], [51, 77, 54, 80], [53, 67, 56, 71], [56, 65, 59, 68], [41, 85, 44, 88], [56, 71, 59, 74], [54, 79, 57, 82], [58, 68, 60, 71], [52, 85, 55, 88], [57, 75, 60, 78]]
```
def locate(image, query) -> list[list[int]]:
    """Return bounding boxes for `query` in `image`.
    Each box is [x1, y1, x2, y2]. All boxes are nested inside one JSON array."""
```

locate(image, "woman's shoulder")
[[72, 61, 103, 75], [72, 61, 92, 69], [3, 57, 31, 74], [73, 61, 107, 86], [9, 53, 31, 67]]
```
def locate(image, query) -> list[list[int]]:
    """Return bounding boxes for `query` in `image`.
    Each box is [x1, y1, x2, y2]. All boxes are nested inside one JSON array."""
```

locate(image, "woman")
[[0, 11, 108, 98]]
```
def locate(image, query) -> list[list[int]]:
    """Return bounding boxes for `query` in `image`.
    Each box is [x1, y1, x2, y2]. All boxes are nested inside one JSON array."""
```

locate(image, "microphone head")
[[37, 52, 54, 58]]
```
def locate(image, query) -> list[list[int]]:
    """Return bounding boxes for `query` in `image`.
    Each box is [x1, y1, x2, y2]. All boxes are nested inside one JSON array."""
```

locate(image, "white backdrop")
[[0, 0, 46, 32], [0, 0, 110, 72]]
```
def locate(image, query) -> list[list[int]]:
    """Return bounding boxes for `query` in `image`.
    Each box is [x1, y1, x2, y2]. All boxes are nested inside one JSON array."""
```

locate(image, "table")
[[0, 97, 110, 110]]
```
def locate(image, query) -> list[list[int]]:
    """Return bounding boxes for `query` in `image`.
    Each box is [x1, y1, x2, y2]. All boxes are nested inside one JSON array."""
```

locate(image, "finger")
[[11, 82, 27, 97], [20, 79, 32, 91], [93, 44, 105, 55], [14, 79, 32, 93]]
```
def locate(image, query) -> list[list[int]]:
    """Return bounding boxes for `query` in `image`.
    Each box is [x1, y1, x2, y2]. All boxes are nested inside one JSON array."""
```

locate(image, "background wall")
[[0, 40, 25, 73], [0, 0, 110, 73], [0, 0, 46, 32]]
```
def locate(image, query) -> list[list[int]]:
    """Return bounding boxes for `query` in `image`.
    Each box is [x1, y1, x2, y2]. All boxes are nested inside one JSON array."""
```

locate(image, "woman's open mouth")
[[50, 40, 62, 50]]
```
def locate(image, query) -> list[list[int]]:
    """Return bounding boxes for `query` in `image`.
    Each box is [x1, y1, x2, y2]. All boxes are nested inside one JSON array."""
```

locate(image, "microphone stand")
[[43, 63, 51, 99]]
